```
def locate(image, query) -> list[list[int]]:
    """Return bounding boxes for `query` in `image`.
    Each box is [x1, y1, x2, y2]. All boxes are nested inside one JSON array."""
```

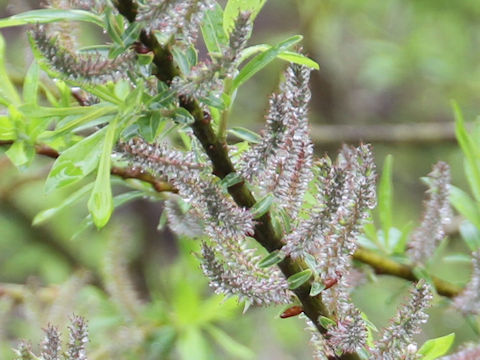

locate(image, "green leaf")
[[177, 328, 210, 360], [258, 250, 285, 268], [220, 172, 244, 188], [45, 128, 107, 193], [20, 105, 95, 118], [240, 45, 319, 69], [418, 333, 455, 360], [449, 185, 480, 229], [223, 0, 266, 35], [228, 127, 262, 143], [172, 108, 195, 125], [378, 155, 393, 246], [52, 106, 117, 134], [201, 2, 228, 54], [459, 221, 480, 252], [5, 140, 33, 167], [87, 119, 117, 228], [73, 190, 145, 238], [205, 325, 255, 360], [318, 316, 336, 329], [309, 281, 326, 296], [0, 9, 104, 28], [287, 269, 312, 289], [33, 182, 94, 225], [453, 102, 480, 202], [250, 193, 274, 219], [23, 61, 40, 107], [233, 35, 303, 89], [0, 34, 20, 106], [0, 115, 15, 140]]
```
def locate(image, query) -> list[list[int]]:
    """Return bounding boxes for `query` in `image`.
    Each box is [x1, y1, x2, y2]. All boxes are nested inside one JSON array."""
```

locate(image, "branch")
[[353, 248, 461, 298], [0, 140, 176, 193]]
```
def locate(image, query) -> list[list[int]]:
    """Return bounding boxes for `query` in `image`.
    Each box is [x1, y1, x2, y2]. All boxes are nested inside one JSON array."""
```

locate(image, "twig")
[[0, 140, 176, 193]]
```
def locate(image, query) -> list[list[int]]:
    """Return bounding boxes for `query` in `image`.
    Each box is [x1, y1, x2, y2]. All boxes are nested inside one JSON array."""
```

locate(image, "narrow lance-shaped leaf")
[[201, 2, 228, 54], [23, 61, 40, 107], [287, 269, 312, 289], [453, 102, 480, 202], [88, 117, 118, 228], [233, 35, 303, 90], [0, 9, 104, 28], [240, 44, 319, 69]]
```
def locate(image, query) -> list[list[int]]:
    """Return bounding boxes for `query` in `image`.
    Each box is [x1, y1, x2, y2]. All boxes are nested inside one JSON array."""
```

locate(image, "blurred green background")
[[1, 0, 479, 358]]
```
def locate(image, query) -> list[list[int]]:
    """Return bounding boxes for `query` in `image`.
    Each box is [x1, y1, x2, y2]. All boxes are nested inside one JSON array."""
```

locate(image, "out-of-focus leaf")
[[23, 61, 40, 107], [205, 325, 255, 360], [5, 140, 33, 167], [258, 250, 285, 268], [0, 115, 15, 140], [449, 185, 480, 229], [460, 221, 480, 252], [33, 182, 94, 225], [0, 34, 20, 106], [418, 333, 455, 360], [453, 102, 480, 202]]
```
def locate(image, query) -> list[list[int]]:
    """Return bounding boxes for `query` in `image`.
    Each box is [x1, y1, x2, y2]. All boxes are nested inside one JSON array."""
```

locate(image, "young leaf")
[[233, 35, 303, 90], [459, 221, 480, 252], [258, 250, 285, 268], [318, 316, 336, 329], [87, 119, 118, 228], [45, 127, 107, 193], [0, 115, 15, 140], [240, 44, 319, 69], [0, 34, 20, 106], [449, 185, 480, 229], [205, 325, 254, 360], [453, 102, 480, 202], [250, 193, 274, 219], [0, 9, 104, 28], [287, 269, 312, 289], [33, 182, 94, 225], [219, 172, 244, 188], [228, 127, 262, 143], [223, 0, 266, 35], [22, 61, 40, 107], [418, 333, 455, 360], [201, 2, 228, 54], [5, 140, 33, 167], [309, 281, 326, 296], [378, 154, 393, 246]]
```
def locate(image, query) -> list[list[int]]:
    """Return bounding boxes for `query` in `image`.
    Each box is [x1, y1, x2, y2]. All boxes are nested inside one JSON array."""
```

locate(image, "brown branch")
[[0, 140, 176, 193]]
